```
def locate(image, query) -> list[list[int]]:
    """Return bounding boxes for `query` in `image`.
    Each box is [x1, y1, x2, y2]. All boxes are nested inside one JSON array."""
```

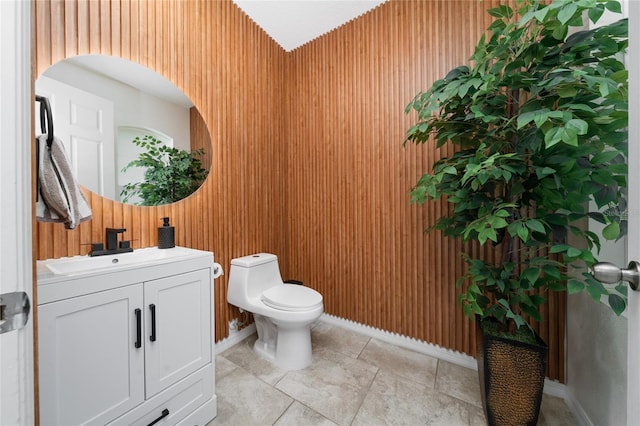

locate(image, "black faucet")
[[106, 228, 125, 250], [89, 228, 134, 257]]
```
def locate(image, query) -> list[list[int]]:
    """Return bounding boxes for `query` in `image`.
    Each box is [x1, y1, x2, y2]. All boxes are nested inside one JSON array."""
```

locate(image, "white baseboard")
[[564, 388, 594, 426], [214, 324, 256, 355], [319, 313, 478, 370]]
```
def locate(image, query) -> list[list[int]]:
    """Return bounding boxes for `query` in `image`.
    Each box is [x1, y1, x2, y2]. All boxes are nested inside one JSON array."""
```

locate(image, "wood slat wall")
[[190, 107, 213, 173], [34, 0, 565, 382], [283, 0, 565, 382]]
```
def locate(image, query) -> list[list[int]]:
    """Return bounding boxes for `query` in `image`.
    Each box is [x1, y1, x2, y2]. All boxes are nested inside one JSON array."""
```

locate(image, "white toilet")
[[227, 253, 324, 370]]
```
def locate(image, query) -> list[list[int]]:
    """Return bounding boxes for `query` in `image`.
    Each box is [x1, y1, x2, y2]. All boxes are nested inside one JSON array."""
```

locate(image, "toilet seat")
[[261, 284, 323, 312]]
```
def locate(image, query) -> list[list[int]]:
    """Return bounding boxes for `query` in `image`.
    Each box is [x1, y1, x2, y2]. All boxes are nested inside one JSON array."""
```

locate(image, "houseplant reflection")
[[120, 135, 208, 205]]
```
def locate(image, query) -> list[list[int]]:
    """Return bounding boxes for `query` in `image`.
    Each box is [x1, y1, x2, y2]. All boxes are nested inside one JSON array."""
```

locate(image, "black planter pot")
[[476, 318, 548, 426]]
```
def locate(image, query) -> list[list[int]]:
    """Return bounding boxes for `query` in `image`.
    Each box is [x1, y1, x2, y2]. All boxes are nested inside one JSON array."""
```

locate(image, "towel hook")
[[35, 95, 54, 148]]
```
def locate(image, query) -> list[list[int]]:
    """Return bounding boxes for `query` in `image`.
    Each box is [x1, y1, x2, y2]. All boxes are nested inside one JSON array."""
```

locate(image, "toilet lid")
[[262, 284, 323, 312]]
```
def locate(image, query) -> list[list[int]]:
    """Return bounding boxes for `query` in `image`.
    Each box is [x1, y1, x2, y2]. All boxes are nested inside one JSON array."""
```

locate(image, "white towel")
[[36, 134, 92, 229]]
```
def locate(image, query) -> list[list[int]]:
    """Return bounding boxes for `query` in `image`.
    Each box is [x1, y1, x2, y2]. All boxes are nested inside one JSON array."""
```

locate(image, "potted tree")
[[404, 0, 628, 424]]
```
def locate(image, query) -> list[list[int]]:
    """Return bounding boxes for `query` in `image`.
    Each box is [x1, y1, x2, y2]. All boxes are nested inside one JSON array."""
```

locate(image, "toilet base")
[[253, 314, 315, 370], [253, 337, 276, 362]]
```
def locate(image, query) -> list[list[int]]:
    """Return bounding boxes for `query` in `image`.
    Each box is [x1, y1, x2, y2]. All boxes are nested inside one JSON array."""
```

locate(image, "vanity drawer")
[[175, 397, 217, 426], [107, 364, 214, 426]]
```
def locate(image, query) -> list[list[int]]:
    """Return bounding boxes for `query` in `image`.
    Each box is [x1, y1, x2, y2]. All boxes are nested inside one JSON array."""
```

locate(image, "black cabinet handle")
[[134, 308, 141, 349], [147, 408, 169, 426], [150, 304, 156, 342]]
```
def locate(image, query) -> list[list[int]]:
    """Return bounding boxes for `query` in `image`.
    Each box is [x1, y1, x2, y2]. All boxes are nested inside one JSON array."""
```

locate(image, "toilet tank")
[[228, 253, 283, 306]]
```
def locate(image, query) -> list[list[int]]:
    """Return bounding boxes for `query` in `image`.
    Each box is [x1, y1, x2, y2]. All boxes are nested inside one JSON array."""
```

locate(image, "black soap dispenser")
[[158, 217, 175, 249]]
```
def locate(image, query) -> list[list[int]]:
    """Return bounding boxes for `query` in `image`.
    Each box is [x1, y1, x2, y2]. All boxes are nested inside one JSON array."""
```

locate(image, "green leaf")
[[616, 283, 628, 297], [586, 279, 608, 301], [605, 1, 622, 14], [566, 247, 583, 258], [534, 109, 551, 128], [567, 279, 584, 294], [558, 3, 578, 25], [557, 85, 577, 98], [517, 225, 529, 242], [530, 294, 546, 306], [478, 227, 498, 245], [565, 103, 596, 114], [591, 151, 622, 165], [544, 127, 563, 148], [602, 222, 621, 240], [523, 267, 541, 284], [566, 119, 588, 135], [561, 127, 579, 146], [487, 5, 514, 18], [588, 4, 605, 23], [517, 111, 535, 129], [609, 294, 626, 316], [535, 166, 556, 179], [552, 24, 569, 41], [522, 303, 543, 322], [534, 7, 549, 22], [544, 265, 562, 279], [549, 244, 569, 254], [525, 219, 546, 234], [506, 310, 526, 328], [599, 81, 611, 98]]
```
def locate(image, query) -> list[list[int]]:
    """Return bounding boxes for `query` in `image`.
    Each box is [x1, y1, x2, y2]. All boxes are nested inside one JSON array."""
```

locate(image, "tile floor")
[[208, 321, 576, 426]]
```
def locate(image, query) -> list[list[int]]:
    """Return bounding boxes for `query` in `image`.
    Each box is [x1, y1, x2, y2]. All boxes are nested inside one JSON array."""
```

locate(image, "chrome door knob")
[[590, 261, 640, 291]]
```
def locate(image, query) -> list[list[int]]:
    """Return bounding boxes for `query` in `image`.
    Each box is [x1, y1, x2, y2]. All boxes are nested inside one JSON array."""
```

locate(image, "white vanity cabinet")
[[37, 247, 217, 426]]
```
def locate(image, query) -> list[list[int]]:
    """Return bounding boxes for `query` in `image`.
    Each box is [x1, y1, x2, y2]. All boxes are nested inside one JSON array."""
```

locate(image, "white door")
[[0, 1, 34, 425], [595, 2, 640, 422], [627, 2, 640, 423], [36, 76, 116, 199]]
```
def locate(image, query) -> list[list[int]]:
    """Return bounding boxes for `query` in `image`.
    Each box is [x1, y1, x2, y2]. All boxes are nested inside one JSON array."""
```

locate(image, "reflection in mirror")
[[35, 55, 211, 206], [120, 133, 208, 205]]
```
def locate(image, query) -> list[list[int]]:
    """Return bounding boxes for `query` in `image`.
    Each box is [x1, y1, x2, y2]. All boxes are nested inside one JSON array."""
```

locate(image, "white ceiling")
[[232, 0, 387, 51]]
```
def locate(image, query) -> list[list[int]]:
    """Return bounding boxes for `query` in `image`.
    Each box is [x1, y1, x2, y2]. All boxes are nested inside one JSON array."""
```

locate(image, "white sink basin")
[[42, 246, 198, 276]]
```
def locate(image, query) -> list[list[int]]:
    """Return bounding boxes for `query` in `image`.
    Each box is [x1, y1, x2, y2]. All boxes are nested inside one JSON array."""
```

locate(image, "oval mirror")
[[35, 55, 211, 206]]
